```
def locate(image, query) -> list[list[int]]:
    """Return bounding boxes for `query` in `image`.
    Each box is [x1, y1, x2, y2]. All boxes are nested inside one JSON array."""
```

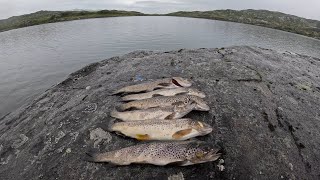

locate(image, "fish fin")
[[121, 96, 131, 101], [166, 161, 188, 166], [83, 149, 101, 162], [164, 113, 176, 120], [172, 78, 183, 87], [158, 82, 171, 87], [136, 134, 151, 141], [107, 118, 116, 132], [152, 94, 163, 97], [111, 89, 122, 95], [118, 104, 128, 111], [115, 131, 127, 137], [110, 110, 119, 119], [172, 128, 192, 139]]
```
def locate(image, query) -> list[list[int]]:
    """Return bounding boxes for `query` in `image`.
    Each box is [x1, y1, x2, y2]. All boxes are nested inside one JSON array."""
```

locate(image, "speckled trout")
[[112, 77, 192, 94], [121, 87, 206, 101], [110, 103, 197, 121], [108, 118, 213, 141], [119, 94, 210, 111], [85, 140, 221, 166]]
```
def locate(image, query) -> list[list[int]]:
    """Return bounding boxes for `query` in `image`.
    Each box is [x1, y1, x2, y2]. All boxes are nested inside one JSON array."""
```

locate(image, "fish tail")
[[84, 151, 112, 163], [118, 104, 128, 111], [121, 95, 131, 101], [111, 90, 121, 95], [107, 118, 116, 132], [110, 109, 120, 119]]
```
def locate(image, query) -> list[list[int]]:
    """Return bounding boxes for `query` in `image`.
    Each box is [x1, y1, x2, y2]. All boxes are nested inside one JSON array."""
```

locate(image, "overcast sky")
[[0, 0, 320, 20]]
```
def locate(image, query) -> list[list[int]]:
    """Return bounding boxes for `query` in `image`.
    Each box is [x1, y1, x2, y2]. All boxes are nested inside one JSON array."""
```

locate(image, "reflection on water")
[[0, 16, 320, 116]]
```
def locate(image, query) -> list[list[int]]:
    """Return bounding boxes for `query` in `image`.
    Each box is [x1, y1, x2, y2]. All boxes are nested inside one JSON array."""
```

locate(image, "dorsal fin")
[[164, 113, 176, 120]]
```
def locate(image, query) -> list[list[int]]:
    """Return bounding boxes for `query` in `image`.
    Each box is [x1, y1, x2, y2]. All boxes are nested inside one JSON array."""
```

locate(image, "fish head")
[[187, 88, 206, 98], [172, 77, 192, 87], [186, 142, 222, 164], [190, 96, 210, 111], [191, 121, 213, 135]]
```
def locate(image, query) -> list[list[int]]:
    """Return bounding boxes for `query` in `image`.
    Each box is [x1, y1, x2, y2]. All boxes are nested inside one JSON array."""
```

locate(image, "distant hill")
[[0, 10, 144, 32], [168, 9, 320, 39], [1, 9, 320, 40]]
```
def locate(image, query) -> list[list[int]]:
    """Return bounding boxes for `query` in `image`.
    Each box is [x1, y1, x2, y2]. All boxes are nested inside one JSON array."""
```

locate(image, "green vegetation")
[[0, 10, 144, 32], [167, 9, 320, 39], [1, 9, 320, 40]]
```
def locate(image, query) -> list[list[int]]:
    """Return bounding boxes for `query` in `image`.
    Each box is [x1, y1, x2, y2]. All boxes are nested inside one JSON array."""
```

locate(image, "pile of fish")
[[86, 77, 222, 166]]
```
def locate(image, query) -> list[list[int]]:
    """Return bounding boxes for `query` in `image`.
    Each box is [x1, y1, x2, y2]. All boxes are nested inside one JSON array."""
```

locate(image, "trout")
[[119, 94, 210, 111], [112, 77, 192, 94], [108, 118, 213, 141], [121, 87, 206, 101], [111, 103, 197, 121], [85, 140, 221, 166]]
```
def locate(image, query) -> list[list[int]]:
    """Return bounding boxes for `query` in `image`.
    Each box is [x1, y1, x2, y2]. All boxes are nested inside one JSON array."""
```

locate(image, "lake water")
[[1, 16, 320, 117]]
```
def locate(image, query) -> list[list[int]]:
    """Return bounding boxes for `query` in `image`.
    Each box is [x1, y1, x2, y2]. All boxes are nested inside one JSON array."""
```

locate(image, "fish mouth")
[[204, 148, 222, 161], [197, 92, 206, 98], [195, 103, 210, 111], [172, 77, 192, 87], [199, 127, 213, 135]]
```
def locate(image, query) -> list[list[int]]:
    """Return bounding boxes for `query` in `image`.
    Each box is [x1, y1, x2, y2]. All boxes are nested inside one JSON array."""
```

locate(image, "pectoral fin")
[[136, 134, 151, 140], [167, 160, 188, 166], [172, 129, 192, 139], [165, 113, 176, 120], [172, 79, 183, 87]]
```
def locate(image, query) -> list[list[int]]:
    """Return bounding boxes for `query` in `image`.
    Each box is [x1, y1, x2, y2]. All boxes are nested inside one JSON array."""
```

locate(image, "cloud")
[[0, 0, 319, 20]]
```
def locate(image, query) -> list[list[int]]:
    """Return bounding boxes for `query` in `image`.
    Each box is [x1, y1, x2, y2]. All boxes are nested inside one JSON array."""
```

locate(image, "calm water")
[[1, 16, 320, 116]]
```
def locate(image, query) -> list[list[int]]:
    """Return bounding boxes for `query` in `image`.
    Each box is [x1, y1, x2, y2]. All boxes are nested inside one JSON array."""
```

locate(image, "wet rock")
[[168, 172, 184, 180], [0, 46, 320, 179], [11, 134, 29, 149]]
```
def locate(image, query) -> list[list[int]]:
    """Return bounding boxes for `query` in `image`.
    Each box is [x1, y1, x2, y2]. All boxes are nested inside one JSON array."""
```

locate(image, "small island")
[[0, 9, 320, 40]]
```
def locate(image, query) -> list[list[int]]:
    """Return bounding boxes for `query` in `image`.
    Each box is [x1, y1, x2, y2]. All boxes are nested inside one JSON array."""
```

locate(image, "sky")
[[0, 0, 320, 20]]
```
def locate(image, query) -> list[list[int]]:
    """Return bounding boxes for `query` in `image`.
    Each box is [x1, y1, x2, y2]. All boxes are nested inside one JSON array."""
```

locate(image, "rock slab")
[[1, 46, 320, 179]]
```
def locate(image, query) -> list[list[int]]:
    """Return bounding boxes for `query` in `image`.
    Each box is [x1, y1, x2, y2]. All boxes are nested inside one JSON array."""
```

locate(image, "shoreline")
[[0, 10, 319, 40]]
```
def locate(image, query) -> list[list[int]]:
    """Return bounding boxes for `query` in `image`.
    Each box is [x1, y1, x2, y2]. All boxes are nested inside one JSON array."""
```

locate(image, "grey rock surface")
[[1, 46, 320, 179]]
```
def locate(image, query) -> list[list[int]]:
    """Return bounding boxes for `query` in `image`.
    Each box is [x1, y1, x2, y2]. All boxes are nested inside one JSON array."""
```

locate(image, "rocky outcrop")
[[0, 46, 320, 179]]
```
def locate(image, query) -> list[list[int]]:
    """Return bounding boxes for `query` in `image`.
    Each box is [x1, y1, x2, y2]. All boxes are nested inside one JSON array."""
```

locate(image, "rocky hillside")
[[0, 10, 144, 32], [168, 9, 320, 39], [0, 46, 320, 179]]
